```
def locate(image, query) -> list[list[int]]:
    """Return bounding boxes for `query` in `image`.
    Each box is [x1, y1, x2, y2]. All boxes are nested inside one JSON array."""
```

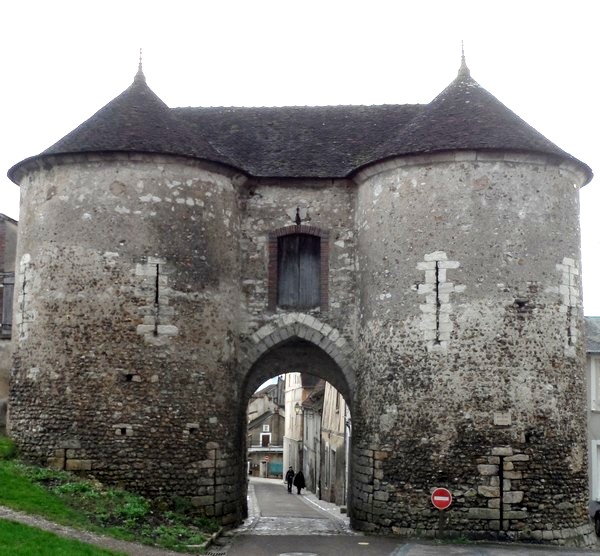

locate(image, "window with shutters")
[[268, 225, 329, 312], [277, 234, 320, 309], [1, 273, 14, 339]]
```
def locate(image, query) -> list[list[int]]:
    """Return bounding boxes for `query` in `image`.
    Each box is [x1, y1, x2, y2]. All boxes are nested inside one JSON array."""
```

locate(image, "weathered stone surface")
[[503, 491, 524, 504], [65, 459, 92, 471], [468, 508, 500, 519], [491, 446, 513, 456], [478, 485, 500, 498], [504, 510, 528, 519], [7, 142, 591, 546], [506, 454, 530, 462], [47, 457, 64, 470], [487, 498, 501, 509], [191, 495, 215, 507], [477, 464, 499, 476]]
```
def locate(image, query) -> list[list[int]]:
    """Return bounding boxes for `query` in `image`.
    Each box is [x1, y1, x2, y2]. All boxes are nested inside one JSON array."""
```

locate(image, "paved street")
[[213, 477, 599, 556]]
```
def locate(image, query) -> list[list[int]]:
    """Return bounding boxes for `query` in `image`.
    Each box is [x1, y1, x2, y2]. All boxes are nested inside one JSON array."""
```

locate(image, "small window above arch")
[[268, 225, 329, 312], [278, 233, 320, 309]]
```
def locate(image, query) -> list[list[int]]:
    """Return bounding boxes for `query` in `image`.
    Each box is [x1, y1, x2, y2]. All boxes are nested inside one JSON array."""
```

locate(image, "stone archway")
[[239, 314, 355, 403], [237, 314, 356, 518]]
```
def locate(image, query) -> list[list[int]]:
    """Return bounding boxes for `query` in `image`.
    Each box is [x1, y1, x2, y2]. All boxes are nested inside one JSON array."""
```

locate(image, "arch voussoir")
[[240, 314, 355, 400]]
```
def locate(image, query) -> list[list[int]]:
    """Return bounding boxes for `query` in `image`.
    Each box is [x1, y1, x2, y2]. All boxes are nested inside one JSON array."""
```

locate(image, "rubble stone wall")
[[351, 152, 593, 544], [7, 150, 595, 544], [9, 154, 244, 523]]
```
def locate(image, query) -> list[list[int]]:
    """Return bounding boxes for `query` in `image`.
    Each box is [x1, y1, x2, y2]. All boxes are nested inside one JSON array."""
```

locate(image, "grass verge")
[[0, 519, 124, 555], [0, 436, 219, 553]]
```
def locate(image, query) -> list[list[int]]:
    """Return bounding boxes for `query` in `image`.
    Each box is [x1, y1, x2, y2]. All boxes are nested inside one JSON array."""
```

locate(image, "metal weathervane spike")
[[135, 48, 146, 83], [458, 40, 470, 78]]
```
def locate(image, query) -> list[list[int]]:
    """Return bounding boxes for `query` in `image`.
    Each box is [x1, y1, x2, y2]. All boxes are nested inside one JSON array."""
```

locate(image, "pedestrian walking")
[[285, 466, 295, 493], [293, 469, 306, 494]]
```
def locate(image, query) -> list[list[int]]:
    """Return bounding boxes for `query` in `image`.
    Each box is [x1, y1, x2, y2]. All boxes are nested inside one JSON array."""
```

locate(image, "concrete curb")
[[200, 527, 224, 551]]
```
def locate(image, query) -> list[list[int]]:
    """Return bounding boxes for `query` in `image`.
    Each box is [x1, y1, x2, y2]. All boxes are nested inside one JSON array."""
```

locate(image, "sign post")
[[431, 487, 452, 537]]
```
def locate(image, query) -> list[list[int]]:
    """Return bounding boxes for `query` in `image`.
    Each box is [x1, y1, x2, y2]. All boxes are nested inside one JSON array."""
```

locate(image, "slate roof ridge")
[[174, 102, 424, 109], [173, 103, 425, 178]]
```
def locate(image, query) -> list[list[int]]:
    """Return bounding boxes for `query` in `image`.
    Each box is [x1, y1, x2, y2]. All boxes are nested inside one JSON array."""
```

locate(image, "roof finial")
[[458, 41, 470, 78], [135, 48, 146, 83]]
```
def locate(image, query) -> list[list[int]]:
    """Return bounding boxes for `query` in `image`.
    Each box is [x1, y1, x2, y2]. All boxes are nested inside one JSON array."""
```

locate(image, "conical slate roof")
[[8, 62, 592, 183], [40, 68, 234, 167], [370, 62, 588, 173]]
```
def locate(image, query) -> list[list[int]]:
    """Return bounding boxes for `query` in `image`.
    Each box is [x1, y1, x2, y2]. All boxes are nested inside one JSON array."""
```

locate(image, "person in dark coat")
[[285, 466, 295, 493], [293, 469, 306, 494]]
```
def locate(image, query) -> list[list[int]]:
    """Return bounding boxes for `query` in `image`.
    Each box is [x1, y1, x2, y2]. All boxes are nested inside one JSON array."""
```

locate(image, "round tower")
[[351, 62, 593, 543], [8, 68, 246, 523]]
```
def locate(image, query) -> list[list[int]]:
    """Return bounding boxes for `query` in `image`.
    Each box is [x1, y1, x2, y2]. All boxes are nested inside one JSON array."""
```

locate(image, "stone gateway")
[[6, 57, 595, 545]]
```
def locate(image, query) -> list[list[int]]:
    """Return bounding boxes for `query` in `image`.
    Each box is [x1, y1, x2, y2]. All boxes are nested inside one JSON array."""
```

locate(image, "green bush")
[[152, 524, 206, 550], [193, 515, 220, 533], [0, 436, 16, 460], [24, 466, 69, 483], [54, 481, 98, 496], [114, 493, 150, 520]]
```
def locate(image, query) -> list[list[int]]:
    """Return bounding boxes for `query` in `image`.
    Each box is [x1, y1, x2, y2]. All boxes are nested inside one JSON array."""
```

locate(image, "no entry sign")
[[431, 487, 452, 510]]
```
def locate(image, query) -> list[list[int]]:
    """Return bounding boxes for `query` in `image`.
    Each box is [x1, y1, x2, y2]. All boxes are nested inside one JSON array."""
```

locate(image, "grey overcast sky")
[[1, 1, 599, 312]]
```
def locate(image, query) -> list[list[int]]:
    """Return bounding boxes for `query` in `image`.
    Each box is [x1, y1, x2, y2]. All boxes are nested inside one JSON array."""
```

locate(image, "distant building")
[[247, 378, 285, 477], [0, 214, 17, 434], [283, 372, 304, 474], [301, 380, 325, 493], [298, 378, 351, 506], [320, 382, 350, 505], [586, 317, 600, 503], [284, 372, 320, 474]]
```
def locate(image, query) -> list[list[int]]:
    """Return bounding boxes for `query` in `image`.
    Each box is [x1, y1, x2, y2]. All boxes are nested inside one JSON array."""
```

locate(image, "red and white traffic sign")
[[431, 487, 452, 510]]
